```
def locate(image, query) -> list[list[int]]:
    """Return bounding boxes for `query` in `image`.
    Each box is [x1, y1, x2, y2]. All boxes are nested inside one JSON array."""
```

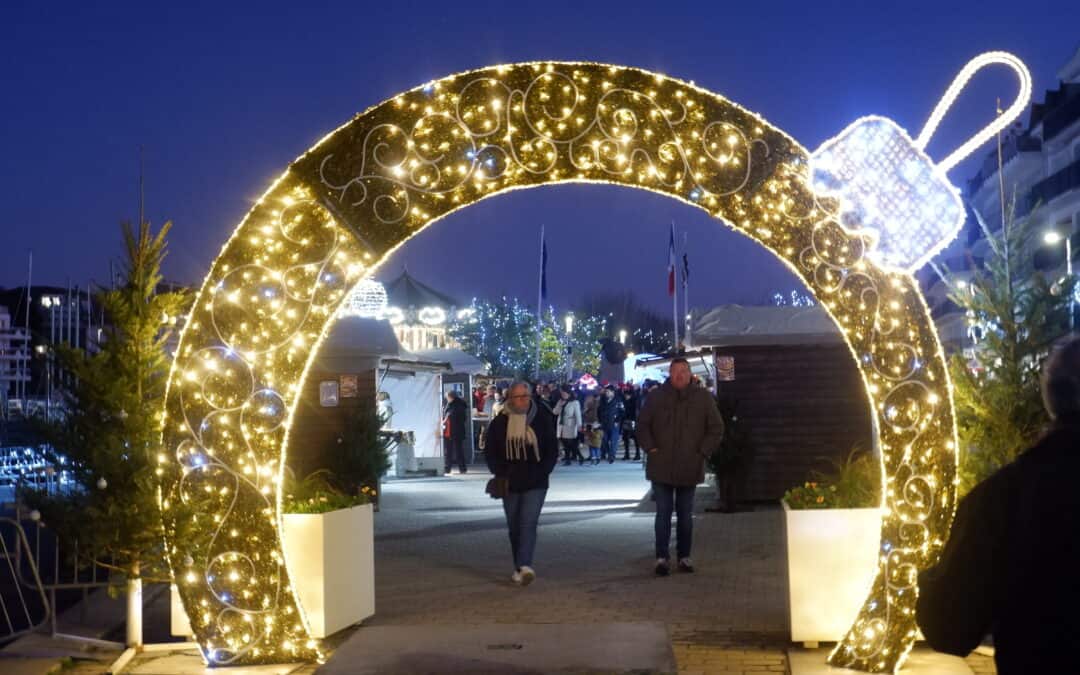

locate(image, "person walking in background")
[[916, 337, 1080, 674], [485, 381, 559, 586], [377, 390, 394, 430], [637, 358, 724, 576], [599, 385, 625, 464], [443, 389, 469, 475], [491, 388, 507, 417], [582, 394, 600, 464], [483, 384, 498, 416], [621, 385, 640, 461], [555, 385, 584, 466]]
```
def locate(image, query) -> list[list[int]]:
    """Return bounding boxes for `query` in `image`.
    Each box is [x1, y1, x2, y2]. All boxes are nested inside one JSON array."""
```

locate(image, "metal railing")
[[4, 468, 123, 643], [0, 516, 50, 642]]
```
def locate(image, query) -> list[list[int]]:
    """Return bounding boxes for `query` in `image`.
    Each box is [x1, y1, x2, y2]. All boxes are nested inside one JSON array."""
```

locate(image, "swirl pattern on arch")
[[160, 62, 957, 672]]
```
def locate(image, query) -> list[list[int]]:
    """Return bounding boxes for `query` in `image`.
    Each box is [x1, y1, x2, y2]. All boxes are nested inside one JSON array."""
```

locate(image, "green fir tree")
[[942, 202, 1073, 494], [26, 221, 189, 582]]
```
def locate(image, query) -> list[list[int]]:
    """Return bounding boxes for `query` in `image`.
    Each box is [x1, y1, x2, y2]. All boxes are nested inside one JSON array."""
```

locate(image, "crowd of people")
[[471, 379, 678, 466], [470, 359, 725, 586]]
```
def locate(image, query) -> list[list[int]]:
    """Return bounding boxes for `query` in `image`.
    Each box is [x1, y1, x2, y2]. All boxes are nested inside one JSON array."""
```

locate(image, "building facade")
[[0, 305, 31, 407], [923, 46, 1080, 345]]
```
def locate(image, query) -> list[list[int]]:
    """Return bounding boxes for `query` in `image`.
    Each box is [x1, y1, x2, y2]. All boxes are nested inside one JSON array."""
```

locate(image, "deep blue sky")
[[2, 1, 1078, 313]]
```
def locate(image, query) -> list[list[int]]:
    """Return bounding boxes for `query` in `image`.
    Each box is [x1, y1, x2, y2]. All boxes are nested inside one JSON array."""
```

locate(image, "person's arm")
[[485, 419, 506, 476], [539, 418, 559, 475], [915, 477, 1002, 656], [697, 395, 725, 458]]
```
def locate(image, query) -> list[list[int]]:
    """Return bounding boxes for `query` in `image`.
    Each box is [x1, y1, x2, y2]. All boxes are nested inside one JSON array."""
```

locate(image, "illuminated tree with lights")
[[449, 297, 535, 376], [25, 221, 189, 640], [940, 202, 1073, 493], [450, 299, 613, 378]]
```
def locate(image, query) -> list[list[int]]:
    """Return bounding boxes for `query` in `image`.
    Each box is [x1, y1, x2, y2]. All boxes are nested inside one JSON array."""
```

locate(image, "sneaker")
[[677, 558, 695, 573], [511, 569, 523, 585], [654, 558, 670, 576], [518, 566, 536, 586]]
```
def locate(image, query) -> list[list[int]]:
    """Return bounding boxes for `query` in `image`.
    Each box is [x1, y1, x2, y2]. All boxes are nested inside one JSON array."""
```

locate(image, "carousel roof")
[[384, 269, 459, 309]]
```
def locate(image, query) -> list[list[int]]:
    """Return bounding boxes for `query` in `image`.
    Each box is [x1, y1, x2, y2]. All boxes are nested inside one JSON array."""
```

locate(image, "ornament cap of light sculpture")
[[810, 51, 1032, 274]]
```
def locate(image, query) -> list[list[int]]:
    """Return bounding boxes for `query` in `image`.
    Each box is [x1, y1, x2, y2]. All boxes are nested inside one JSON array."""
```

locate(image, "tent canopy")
[[413, 348, 487, 375]]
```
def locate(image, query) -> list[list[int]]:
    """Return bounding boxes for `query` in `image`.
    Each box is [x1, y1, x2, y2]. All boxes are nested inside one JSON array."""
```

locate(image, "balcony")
[[1024, 156, 1080, 212], [1043, 92, 1080, 142]]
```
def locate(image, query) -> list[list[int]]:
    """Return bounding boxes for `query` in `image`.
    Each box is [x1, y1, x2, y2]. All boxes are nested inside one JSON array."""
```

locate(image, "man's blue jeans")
[[653, 481, 696, 560], [603, 425, 621, 461], [502, 488, 548, 569]]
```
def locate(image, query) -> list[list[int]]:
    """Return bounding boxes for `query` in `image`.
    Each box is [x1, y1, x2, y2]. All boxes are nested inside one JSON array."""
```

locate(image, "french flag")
[[667, 222, 676, 297]]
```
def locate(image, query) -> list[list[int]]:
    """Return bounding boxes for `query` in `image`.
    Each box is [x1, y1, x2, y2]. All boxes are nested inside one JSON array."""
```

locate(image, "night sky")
[[3, 1, 1078, 314]]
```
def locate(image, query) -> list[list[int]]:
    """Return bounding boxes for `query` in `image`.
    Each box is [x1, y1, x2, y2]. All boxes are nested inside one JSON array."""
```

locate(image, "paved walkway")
[[3, 460, 998, 673], [362, 462, 994, 674]]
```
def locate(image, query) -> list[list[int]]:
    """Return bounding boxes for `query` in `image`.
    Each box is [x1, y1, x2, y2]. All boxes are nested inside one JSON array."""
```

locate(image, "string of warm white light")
[[159, 55, 1026, 671]]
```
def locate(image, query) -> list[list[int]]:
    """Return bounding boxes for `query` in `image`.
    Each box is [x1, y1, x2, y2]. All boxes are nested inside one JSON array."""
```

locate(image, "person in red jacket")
[[916, 336, 1080, 674]]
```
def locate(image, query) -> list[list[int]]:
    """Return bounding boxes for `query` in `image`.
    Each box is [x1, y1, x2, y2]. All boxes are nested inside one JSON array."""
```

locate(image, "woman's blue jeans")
[[502, 488, 548, 570], [653, 482, 696, 560]]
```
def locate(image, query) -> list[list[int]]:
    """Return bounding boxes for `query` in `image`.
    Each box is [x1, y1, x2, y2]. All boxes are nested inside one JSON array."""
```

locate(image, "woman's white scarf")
[[505, 400, 541, 461]]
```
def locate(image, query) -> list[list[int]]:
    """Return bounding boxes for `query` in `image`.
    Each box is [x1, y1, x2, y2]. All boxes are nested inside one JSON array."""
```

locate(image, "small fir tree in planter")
[[782, 447, 880, 509], [707, 396, 753, 513], [22, 221, 189, 645], [287, 406, 391, 513]]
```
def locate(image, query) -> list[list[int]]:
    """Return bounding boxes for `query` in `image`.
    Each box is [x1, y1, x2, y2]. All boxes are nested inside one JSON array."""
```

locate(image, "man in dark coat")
[[636, 358, 724, 575], [916, 337, 1080, 674], [443, 389, 469, 474], [598, 385, 625, 464], [485, 381, 560, 585]]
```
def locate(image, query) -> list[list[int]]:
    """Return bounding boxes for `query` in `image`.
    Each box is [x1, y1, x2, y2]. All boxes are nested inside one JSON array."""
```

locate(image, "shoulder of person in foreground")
[[915, 463, 1015, 656]]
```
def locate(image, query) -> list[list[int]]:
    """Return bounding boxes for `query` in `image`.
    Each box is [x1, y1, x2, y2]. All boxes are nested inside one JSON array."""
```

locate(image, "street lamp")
[[1044, 229, 1074, 331], [618, 329, 627, 344]]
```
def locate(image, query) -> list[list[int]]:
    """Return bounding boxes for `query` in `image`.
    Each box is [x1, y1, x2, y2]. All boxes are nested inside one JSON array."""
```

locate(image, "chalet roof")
[[690, 304, 843, 347]]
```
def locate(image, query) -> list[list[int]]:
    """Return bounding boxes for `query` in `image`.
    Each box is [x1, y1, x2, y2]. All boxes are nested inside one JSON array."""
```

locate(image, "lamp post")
[[564, 313, 574, 383], [1044, 229, 1074, 331], [618, 329, 627, 345]]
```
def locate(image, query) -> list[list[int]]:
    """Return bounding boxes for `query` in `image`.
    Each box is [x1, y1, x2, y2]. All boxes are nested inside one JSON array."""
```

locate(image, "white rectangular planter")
[[782, 500, 882, 646], [283, 503, 375, 638], [171, 503, 376, 639]]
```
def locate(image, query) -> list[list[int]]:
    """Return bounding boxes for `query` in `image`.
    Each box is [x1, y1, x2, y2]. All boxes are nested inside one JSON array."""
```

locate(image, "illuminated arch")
[[160, 62, 962, 671]]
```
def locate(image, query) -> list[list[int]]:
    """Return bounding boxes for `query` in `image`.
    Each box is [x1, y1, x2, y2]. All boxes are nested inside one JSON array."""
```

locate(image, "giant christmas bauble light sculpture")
[[159, 53, 1030, 671]]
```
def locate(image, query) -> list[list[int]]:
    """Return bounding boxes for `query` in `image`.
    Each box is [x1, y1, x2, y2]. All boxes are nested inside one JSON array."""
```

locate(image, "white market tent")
[[319, 316, 451, 473]]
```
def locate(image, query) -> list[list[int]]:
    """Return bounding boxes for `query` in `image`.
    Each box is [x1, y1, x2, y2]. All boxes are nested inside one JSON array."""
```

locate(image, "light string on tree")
[[160, 55, 1028, 671]]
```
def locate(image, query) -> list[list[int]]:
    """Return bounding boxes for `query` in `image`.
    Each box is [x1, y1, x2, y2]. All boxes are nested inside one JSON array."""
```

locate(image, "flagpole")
[[670, 222, 679, 352], [535, 225, 544, 379], [683, 231, 690, 348]]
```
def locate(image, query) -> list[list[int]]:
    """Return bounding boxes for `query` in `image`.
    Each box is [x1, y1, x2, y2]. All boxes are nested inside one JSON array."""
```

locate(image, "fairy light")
[[158, 56, 1025, 670]]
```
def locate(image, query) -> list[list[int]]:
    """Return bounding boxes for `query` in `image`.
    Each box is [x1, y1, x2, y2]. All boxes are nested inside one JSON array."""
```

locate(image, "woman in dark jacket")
[[485, 381, 559, 586], [916, 336, 1080, 674]]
